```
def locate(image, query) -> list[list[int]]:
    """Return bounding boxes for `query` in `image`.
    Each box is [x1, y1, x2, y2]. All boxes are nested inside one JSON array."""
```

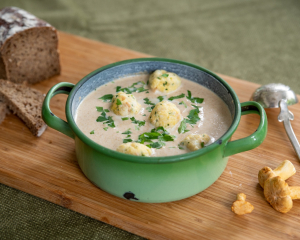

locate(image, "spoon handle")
[[278, 99, 300, 160]]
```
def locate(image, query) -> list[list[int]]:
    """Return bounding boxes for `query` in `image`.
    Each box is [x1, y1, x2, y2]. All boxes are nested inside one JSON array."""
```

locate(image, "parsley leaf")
[[161, 73, 169, 78], [130, 117, 146, 127], [123, 139, 133, 143], [143, 98, 155, 106], [147, 141, 165, 149], [178, 143, 185, 150], [116, 99, 122, 105], [90, 130, 95, 134], [178, 119, 187, 134], [116, 81, 148, 94], [157, 96, 164, 102], [186, 90, 204, 103], [122, 129, 132, 135], [96, 107, 103, 112], [178, 107, 200, 133], [103, 127, 108, 131], [179, 101, 187, 108], [168, 93, 185, 101], [137, 127, 175, 148], [186, 108, 200, 124], [99, 94, 113, 102], [121, 117, 129, 121], [96, 111, 115, 128], [146, 107, 153, 112]]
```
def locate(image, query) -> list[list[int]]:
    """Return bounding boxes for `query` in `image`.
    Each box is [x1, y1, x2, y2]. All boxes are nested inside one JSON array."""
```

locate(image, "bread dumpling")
[[111, 91, 141, 116], [148, 70, 181, 93], [180, 134, 210, 151], [149, 100, 181, 128], [116, 142, 152, 156]]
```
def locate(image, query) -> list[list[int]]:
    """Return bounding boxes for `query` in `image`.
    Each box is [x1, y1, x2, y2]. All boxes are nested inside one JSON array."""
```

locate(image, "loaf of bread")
[[0, 99, 7, 124], [0, 79, 47, 136], [0, 7, 60, 84]]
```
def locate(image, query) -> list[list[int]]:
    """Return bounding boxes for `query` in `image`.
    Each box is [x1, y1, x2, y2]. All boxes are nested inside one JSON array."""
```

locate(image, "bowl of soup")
[[42, 58, 267, 203]]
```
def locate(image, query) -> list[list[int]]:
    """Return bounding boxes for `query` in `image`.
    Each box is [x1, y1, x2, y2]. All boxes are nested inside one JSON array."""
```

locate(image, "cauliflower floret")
[[149, 100, 181, 128], [111, 91, 141, 116], [148, 70, 181, 93], [180, 134, 210, 151], [116, 142, 152, 156]]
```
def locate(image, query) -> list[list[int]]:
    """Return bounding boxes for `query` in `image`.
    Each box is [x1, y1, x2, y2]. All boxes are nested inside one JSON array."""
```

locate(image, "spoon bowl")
[[250, 83, 298, 108], [251, 83, 300, 160]]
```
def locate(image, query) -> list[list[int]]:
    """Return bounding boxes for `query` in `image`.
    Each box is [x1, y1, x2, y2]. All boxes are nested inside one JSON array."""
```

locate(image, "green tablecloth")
[[0, 0, 299, 239]]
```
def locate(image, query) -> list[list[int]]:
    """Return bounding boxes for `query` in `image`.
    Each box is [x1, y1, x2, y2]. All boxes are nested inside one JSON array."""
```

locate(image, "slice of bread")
[[0, 99, 7, 124], [0, 79, 47, 136], [0, 7, 61, 84]]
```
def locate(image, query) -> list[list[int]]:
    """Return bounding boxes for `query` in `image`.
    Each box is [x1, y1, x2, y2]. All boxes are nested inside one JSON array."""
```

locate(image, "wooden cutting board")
[[1, 32, 300, 240]]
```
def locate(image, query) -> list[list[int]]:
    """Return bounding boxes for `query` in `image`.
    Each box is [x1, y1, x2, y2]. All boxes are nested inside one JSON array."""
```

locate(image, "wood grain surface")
[[1, 32, 300, 240]]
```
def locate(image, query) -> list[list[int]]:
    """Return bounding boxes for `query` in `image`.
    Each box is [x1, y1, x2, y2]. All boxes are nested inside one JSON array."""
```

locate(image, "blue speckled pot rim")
[[65, 58, 241, 164]]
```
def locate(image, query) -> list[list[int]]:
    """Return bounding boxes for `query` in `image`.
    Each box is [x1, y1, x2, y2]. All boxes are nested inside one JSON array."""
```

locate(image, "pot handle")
[[224, 101, 267, 157], [42, 82, 75, 139]]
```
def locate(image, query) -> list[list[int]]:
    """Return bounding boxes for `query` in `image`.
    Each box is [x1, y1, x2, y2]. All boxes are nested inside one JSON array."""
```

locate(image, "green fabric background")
[[0, 0, 299, 239]]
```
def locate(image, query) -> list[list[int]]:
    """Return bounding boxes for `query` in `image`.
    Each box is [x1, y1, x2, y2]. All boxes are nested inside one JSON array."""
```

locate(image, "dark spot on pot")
[[123, 191, 139, 200], [241, 105, 259, 112], [50, 111, 54, 116], [217, 139, 222, 145]]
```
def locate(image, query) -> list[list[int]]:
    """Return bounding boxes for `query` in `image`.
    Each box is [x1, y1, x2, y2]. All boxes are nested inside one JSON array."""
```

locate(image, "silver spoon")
[[251, 83, 300, 159]]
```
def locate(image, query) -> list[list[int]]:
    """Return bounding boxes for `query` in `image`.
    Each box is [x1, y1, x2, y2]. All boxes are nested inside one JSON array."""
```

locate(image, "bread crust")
[[0, 79, 47, 136], [0, 7, 61, 84]]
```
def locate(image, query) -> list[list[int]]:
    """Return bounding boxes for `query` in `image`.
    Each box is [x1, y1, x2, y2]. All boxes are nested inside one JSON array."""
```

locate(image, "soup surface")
[[75, 74, 232, 156]]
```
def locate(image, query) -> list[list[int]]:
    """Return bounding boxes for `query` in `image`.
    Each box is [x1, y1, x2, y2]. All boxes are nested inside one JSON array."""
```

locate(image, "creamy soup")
[[75, 74, 232, 156]]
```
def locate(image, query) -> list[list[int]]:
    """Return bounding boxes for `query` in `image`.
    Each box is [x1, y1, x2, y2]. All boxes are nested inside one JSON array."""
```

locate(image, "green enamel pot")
[[42, 58, 267, 203]]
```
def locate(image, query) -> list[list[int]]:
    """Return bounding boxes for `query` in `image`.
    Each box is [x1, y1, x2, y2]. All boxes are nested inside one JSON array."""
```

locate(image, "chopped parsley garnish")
[[147, 141, 165, 149], [179, 101, 187, 108], [201, 142, 205, 148], [178, 143, 185, 150], [130, 117, 146, 127], [96, 106, 109, 112], [137, 127, 175, 149], [168, 93, 185, 101], [186, 90, 204, 103], [142, 114, 146, 116], [122, 129, 132, 135], [146, 107, 153, 112], [116, 99, 122, 105], [185, 107, 200, 124], [123, 139, 133, 143], [121, 117, 129, 121], [103, 127, 108, 131], [161, 73, 169, 78], [96, 106, 103, 112], [143, 97, 155, 106], [178, 119, 189, 134], [116, 81, 148, 94], [96, 111, 115, 128], [163, 81, 168, 86], [157, 96, 164, 102], [99, 94, 114, 102], [178, 105, 201, 133], [90, 130, 95, 134]]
